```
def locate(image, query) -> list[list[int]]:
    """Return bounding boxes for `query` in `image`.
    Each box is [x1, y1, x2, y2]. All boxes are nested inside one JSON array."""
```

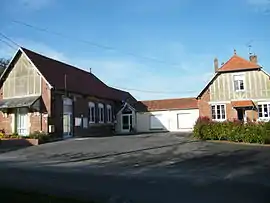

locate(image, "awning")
[[0, 96, 40, 109], [231, 100, 254, 108]]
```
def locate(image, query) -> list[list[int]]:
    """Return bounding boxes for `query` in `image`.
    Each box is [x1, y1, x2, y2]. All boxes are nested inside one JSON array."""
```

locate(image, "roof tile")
[[140, 98, 198, 111], [218, 55, 260, 72]]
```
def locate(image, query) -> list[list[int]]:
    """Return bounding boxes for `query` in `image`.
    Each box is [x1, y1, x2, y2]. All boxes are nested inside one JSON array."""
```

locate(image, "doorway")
[[63, 113, 72, 138], [63, 97, 73, 138], [16, 108, 29, 136], [122, 114, 133, 133], [237, 108, 245, 121]]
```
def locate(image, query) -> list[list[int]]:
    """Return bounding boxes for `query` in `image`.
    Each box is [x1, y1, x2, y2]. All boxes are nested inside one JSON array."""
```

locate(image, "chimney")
[[214, 58, 219, 72], [249, 55, 258, 64]]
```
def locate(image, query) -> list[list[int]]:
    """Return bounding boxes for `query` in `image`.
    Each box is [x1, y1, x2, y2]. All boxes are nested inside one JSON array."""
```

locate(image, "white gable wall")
[[136, 109, 199, 133]]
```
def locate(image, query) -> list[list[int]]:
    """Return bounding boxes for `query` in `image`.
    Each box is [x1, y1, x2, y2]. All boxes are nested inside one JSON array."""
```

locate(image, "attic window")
[[233, 74, 245, 91]]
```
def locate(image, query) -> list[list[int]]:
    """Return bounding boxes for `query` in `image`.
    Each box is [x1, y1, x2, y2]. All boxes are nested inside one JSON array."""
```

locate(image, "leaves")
[[193, 117, 270, 144]]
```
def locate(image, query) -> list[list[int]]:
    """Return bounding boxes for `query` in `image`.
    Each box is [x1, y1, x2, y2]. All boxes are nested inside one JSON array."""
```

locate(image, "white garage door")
[[150, 114, 164, 129], [177, 113, 195, 129]]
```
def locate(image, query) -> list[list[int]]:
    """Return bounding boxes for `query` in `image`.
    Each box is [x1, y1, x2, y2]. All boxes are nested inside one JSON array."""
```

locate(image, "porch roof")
[[231, 100, 254, 108], [0, 96, 40, 109]]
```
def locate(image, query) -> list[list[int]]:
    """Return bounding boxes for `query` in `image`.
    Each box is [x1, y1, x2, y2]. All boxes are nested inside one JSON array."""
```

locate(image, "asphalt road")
[[0, 132, 270, 203]]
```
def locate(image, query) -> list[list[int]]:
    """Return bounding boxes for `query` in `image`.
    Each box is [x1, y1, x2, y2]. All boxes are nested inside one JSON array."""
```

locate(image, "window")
[[107, 105, 112, 123], [233, 74, 245, 91], [89, 102, 95, 123], [211, 104, 226, 120], [98, 103, 104, 123], [258, 103, 270, 119]]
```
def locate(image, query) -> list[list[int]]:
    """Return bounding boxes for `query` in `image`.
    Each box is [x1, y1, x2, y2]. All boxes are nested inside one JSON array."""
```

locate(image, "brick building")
[[0, 47, 136, 138], [197, 52, 270, 122]]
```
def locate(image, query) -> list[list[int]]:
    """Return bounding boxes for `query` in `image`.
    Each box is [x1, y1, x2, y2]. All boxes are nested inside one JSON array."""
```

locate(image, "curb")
[[206, 140, 270, 147]]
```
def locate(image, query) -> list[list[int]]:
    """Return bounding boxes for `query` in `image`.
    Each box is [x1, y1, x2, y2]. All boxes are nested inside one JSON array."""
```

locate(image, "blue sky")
[[0, 0, 270, 100]]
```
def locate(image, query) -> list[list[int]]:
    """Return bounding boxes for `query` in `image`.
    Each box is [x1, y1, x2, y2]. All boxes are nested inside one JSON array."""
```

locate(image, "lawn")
[[0, 188, 95, 203]]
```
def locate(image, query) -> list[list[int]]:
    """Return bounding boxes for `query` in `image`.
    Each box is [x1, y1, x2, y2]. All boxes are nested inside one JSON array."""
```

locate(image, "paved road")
[[0, 132, 270, 203]]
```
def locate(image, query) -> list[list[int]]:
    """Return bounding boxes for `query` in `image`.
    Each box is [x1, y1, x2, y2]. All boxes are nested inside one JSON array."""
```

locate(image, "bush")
[[28, 131, 50, 144], [193, 117, 270, 144]]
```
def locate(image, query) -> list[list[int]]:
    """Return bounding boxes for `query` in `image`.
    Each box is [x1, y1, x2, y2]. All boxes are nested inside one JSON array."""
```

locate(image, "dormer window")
[[233, 74, 245, 91]]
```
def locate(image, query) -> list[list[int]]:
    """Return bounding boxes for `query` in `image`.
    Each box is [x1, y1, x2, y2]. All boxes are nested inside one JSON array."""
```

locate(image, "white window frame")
[[89, 102, 95, 123], [258, 102, 270, 120], [107, 105, 112, 123], [98, 103, 104, 123], [233, 74, 245, 92], [211, 104, 226, 121]]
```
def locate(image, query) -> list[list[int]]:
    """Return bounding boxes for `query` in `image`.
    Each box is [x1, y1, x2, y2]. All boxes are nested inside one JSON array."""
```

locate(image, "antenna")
[[248, 44, 252, 55], [246, 40, 253, 55]]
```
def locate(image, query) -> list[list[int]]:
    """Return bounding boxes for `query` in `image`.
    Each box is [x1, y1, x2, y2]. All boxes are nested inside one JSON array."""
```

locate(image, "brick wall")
[[225, 102, 237, 121], [73, 95, 115, 137], [198, 89, 211, 118], [51, 91, 116, 137]]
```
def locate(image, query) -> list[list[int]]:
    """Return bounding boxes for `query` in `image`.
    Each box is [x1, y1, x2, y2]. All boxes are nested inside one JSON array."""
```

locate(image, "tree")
[[0, 58, 9, 75], [0, 58, 9, 69]]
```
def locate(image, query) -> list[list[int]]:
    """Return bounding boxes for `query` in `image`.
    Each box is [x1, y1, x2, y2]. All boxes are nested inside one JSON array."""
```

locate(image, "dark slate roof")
[[0, 96, 40, 109], [21, 47, 136, 102]]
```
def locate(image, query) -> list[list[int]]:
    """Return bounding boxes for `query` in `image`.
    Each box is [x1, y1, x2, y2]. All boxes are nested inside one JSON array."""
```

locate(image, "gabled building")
[[0, 47, 136, 138], [197, 52, 270, 122]]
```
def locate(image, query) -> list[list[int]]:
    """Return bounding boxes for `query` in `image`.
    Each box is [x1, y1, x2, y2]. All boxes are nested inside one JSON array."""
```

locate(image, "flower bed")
[[193, 117, 270, 144], [0, 130, 50, 147]]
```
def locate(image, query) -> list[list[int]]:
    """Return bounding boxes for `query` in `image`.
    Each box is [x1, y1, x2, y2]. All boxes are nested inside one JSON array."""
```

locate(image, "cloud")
[[17, 0, 54, 10], [247, 0, 270, 5], [247, 0, 270, 14]]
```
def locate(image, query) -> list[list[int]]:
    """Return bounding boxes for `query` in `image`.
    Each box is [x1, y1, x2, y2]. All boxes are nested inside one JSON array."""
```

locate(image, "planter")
[[0, 138, 39, 147]]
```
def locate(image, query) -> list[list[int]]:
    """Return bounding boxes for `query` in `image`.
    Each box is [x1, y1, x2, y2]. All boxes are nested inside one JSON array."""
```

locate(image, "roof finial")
[[234, 49, 237, 55]]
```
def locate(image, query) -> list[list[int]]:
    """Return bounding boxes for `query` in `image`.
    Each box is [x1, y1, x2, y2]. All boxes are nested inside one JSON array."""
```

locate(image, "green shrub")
[[28, 131, 50, 144], [193, 117, 270, 144]]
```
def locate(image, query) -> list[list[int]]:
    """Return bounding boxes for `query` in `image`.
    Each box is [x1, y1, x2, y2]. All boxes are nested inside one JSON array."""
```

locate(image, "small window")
[[89, 102, 95, 123], [211, 104, 226, 121], [233, 74, 245, 91], [107, 105, 112, 123], [98, 103, 104, 123]]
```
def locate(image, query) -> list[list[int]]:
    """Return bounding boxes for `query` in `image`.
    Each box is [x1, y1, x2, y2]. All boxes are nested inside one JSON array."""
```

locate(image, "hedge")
[[193, 117, 270, 144]]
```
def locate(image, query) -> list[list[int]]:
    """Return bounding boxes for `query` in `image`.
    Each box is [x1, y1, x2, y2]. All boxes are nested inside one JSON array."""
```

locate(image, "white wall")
[[136, 109, 199, 133]]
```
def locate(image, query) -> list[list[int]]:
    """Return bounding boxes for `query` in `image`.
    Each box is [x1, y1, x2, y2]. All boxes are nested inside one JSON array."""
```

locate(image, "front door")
[[237, 108, 244, 121], [63, 113, 72, 138], [122, 114, 132, 133], [16, 108, 29, 136]]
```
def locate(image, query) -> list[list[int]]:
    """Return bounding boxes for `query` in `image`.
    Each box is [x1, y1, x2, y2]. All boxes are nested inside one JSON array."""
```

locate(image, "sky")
[[0, 0, 270, 100]]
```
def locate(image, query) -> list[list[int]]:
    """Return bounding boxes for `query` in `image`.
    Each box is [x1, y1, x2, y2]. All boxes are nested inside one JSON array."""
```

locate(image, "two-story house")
[[0, 47, 137, 138], [197, 51, 270, 122]]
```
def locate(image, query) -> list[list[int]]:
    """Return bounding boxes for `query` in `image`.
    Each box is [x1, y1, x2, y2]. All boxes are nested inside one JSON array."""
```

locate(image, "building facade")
[[197, 52, 270, 122], [0, 47, 136, 138]]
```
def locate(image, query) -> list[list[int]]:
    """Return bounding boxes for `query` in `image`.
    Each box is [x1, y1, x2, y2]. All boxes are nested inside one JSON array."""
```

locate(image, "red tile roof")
[[218, 55, 260, 72], [21, 47, 136, 102], [140, 97, 198, 111], [231, 100, 254, 108]]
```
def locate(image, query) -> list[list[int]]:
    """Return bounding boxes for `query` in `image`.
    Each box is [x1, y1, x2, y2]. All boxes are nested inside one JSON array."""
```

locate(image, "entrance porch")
[[231, 100, 256, 122], [0, 96, 46, 136]]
